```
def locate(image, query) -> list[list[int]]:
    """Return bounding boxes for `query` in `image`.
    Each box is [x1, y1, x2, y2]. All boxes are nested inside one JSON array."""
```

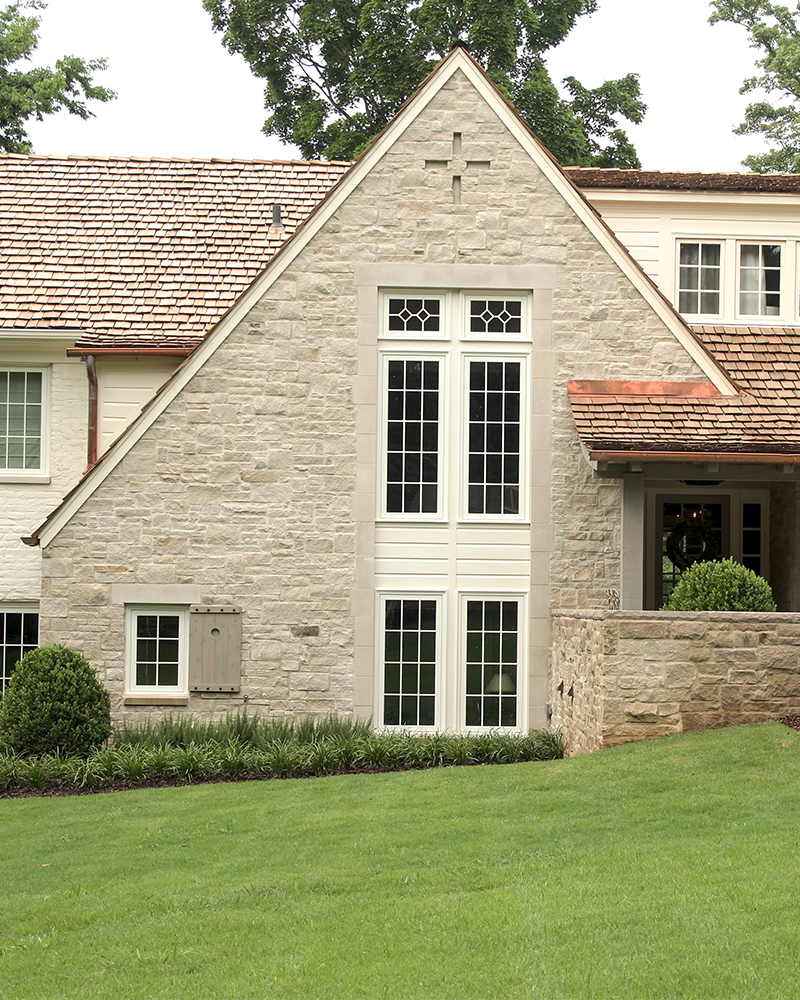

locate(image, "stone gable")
[[38, 64, 709, 722]]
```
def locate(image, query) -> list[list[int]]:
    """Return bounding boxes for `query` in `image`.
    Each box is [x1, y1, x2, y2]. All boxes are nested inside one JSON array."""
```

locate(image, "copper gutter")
[[590, 450, 800, 466], [66, 347, 195, 357]]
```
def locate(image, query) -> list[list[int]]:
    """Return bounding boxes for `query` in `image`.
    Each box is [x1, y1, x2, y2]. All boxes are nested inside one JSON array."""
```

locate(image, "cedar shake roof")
[[692, 326, 800, 393], [0, 155, 349, 349], [569, 326, 800, 460], [564, 167, 800, 193]]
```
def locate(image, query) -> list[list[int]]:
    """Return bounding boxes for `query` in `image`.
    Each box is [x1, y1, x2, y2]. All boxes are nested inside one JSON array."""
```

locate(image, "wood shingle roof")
[[0, 155, 349, 348], [569, 327, 800, 460]]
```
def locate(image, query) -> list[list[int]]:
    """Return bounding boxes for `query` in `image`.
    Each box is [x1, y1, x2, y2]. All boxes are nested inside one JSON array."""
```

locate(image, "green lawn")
[[2, 722, 800, 1000]]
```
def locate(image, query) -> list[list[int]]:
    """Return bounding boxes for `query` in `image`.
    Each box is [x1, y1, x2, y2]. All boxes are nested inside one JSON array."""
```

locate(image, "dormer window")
[[678, 242, 721, 315], [739, 243, 781, 316]]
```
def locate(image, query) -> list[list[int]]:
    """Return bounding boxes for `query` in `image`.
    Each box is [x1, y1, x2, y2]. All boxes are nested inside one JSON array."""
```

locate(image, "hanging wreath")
[[665, 518, 720, 571]]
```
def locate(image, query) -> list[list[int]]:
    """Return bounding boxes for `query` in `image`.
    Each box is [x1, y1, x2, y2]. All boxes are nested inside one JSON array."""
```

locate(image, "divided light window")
[[469, 299, 522, 335], [739, 244, 781, 316], [465, 599, 519, 728], [382, 598, 437, 727], [387, 297, 441, 334], [467, 360, 521, 515], [678, 243, 721, 315], [127, 607, 188, 693], [0, 370, 43, 470], [0, 608, 38, 691], [386, 359, 440, 514]]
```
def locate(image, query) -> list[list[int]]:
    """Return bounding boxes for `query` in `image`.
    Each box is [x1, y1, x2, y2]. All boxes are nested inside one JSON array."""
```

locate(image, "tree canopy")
[[203, 0, 646, 166], [711, 0, 800, 172], [0, 1, 114, 154]]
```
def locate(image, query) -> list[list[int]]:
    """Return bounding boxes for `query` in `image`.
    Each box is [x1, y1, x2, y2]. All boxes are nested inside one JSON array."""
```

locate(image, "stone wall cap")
[[553, 609, 800, 623]]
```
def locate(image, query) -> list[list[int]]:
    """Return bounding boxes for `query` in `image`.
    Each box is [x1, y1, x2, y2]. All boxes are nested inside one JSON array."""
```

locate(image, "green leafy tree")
[[0, 1, 114, 154], [710, 0, 800, 171], [203, 0, 646, 165]]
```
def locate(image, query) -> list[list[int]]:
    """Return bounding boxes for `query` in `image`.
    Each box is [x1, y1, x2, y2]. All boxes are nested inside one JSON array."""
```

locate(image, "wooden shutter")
[[189, 605, 242, 692]]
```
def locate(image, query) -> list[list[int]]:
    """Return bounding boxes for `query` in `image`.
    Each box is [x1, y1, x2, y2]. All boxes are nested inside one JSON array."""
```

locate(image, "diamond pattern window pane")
[[469, 299, 522, 335]]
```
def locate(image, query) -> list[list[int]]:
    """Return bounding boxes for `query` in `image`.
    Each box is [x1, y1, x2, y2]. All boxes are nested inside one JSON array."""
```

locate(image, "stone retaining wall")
[[551, 611, 800, 752]]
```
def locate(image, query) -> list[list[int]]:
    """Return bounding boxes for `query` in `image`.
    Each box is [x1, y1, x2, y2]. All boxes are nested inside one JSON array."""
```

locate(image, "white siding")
[[97, 358, 180, 456]]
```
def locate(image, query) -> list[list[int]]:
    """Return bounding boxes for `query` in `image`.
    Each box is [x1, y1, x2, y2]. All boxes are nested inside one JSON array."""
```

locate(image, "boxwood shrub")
[[663, 558, 776, 612], [0, 644, 111, 757]]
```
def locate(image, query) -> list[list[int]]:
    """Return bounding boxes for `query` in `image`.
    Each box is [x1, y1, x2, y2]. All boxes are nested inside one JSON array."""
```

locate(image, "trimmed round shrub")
[[663, 558, 776, 612], [0, 645, 111, 756]]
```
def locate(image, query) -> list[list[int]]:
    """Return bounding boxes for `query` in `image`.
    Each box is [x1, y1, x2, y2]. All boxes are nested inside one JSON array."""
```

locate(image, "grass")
[[2, 722, 800, 999]]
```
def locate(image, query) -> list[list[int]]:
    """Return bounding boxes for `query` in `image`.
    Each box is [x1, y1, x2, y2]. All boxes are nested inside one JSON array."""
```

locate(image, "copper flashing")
[[568, 380, 723, 397]]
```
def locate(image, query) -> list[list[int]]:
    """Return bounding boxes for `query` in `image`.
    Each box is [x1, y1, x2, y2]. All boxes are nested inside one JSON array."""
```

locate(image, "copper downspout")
[[86, 354, 98, 470]]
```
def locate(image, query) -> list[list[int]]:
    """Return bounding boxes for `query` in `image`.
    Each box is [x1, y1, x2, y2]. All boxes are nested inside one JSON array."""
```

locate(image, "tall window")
[[126, 607, 188, 693], [0, 370, 43, 470], [739, 244, 781, 316], [465, 599, 519, 728], [382, 598, 437, 727], [467, 360, 521, 515], [678, 243, 721, 315], [0, 607, 38, 691], [385, 359, 440, 514]]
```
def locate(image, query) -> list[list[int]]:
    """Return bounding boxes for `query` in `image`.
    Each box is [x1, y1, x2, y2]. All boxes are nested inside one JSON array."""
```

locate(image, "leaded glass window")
[[387, 297, 441, 334], [469, 299, 522, 335]]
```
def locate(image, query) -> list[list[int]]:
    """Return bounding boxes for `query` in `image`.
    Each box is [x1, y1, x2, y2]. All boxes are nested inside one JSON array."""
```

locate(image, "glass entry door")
[[658, 497, 729, 607]]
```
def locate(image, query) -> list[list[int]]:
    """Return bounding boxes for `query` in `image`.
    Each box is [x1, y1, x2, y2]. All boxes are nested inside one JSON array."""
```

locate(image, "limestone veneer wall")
[[39, 68, 712, 723], [552, 611, 800, 753]]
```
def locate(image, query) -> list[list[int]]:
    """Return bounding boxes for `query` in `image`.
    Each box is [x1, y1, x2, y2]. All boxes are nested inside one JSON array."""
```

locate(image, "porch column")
[[621, 473, 644, 610]]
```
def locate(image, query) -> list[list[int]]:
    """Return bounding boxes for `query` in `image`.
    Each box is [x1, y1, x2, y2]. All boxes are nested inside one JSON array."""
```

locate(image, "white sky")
[[24, 0, 768, 171]]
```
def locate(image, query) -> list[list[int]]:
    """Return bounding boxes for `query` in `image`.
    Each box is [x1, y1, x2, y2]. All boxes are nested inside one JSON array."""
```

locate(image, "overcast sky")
[[24, 0, 768, 171]]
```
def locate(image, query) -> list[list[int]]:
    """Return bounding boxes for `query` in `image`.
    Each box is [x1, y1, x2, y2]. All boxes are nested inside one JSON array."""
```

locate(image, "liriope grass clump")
[[0, 723, 566, 794]]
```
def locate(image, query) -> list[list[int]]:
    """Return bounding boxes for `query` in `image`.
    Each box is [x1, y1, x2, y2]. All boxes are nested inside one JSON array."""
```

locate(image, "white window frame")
[[378, 351, 448, 521], [379, 291, 449, 340], [375, 591, 444, 731], [458, 592, 526, 733], [459, 352, 529, 523], [125, 605, 189, 696], [0, 603, 38, 692], [461, 292, 531, 341], [675, 241, 723, 319], [0, 366, 49, 479], [737, 241, 785, 319]]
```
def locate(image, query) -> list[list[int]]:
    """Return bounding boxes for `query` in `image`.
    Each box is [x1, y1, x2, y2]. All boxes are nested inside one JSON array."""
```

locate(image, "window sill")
[[124, 694, 189, 706], [0, 474, 51, 484]]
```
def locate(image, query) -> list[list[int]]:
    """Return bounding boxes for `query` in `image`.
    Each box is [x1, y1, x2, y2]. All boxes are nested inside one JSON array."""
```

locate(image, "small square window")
[[126, 606, 188, 694]]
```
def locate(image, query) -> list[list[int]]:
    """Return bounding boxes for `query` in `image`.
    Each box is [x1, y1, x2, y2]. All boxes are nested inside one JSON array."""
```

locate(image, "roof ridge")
[[0, 153, 352, 166]]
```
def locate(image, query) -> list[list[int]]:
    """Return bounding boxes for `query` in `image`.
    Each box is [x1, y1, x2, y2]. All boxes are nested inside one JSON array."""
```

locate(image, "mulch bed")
[[779, 716, 800, 732]]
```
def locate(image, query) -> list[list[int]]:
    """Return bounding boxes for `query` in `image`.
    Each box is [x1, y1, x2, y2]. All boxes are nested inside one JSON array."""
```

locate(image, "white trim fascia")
[[0, 329, 82, 340], [448, 55, 736, 396], [35, 48, 734, 547]]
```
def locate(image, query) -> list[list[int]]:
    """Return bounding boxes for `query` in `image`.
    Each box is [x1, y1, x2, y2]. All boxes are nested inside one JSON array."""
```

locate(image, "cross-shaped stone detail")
[[424, 133, 491, 205]]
